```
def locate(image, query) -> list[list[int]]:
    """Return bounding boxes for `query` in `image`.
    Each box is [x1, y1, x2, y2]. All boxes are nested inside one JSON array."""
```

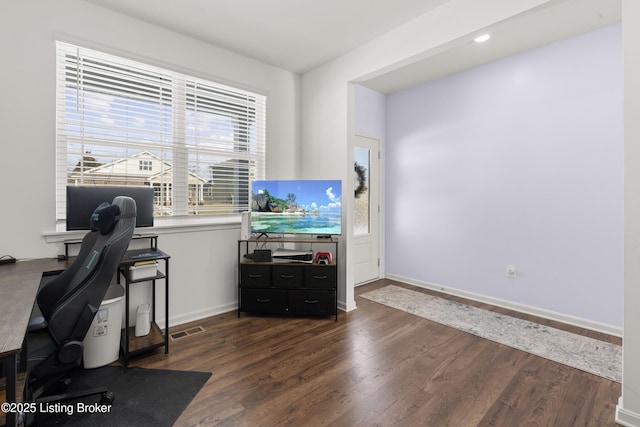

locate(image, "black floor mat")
[[34, 366, 211, 426]]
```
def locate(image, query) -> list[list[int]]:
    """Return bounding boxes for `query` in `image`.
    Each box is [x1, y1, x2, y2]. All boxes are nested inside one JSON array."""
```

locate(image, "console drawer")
[[288, 290, 335, 316], [272, 265, 303, 288], [241, 264, 272, 288], [241, 288, 287, 314], [304, 265, 336, 289]]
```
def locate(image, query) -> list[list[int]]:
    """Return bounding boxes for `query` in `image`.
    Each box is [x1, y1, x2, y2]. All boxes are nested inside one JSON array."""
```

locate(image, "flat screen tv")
[[250, 180, 342, 236], [66, 185, 155, 231]]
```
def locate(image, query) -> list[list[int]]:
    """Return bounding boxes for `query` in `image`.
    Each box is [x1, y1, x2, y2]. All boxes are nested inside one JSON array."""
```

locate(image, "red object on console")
[[314, 251, 332, 264]]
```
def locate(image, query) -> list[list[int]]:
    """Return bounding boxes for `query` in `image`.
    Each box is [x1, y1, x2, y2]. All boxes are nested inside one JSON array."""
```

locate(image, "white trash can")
[[83, 284, 124, 369]]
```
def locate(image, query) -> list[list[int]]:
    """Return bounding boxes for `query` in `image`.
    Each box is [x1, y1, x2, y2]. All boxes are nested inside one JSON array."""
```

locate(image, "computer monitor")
[[66, 185, 155, 230]]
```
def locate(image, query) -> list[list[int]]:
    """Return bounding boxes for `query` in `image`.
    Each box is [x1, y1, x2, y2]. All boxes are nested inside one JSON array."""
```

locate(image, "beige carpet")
[[361, 285, 622, 383]]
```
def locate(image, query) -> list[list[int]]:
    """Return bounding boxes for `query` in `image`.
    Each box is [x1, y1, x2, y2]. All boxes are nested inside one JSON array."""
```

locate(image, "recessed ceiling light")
[[474, 34, 491, 43]]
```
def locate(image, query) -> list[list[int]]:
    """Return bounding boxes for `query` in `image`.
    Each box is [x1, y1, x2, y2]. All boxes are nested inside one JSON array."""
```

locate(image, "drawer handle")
[[304, 299, 319, 304], [312, 275, 328, 280], [256, 298, 271, 303], [280, 275, 295, 279], [249, 274, 263, 279]]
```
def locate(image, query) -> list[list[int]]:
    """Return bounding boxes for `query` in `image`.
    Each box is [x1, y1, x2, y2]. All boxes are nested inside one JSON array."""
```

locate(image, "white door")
[[353, 135, 381, 285]]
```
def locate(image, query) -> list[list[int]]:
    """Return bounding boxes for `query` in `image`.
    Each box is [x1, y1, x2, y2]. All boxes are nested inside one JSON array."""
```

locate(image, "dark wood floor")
[[127, 279, 621, 426]]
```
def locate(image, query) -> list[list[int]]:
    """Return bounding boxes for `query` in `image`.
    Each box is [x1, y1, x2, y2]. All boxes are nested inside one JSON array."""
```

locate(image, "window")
[[56, 41, 266, 224], [139, 160, 152, 171]]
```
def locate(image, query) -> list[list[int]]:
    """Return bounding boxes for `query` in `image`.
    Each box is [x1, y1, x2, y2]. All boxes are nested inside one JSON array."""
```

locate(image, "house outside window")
[[56, 41, 266, 224]]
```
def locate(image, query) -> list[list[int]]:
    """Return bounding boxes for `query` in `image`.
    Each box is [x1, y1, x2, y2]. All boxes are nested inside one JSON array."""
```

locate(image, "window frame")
[[55, 41, 266, 229]]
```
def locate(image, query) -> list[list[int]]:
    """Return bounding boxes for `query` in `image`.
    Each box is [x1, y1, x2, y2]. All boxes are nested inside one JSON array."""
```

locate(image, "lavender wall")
[[385, 24, 623, 327], [354, 84, 386, 138]]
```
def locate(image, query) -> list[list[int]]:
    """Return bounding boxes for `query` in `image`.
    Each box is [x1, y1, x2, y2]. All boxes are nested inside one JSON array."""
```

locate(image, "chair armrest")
[[28, 316, 47, 332]]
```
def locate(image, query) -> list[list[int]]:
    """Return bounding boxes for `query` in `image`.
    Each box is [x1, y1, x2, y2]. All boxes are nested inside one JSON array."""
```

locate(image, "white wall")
[[385, 24, 623, 328], [618, 1, 640, 424], [0, 0, 299, 325]]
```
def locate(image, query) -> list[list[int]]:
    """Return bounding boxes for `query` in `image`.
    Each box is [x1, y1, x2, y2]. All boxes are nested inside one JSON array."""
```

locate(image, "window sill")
[[44, 215, 241, 243]]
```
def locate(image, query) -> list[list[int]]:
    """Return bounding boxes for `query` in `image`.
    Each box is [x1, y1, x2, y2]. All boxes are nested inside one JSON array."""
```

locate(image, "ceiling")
[[364, 0, 621, 93], [84, 0, 620, 94], [84, 0, 449, 74]]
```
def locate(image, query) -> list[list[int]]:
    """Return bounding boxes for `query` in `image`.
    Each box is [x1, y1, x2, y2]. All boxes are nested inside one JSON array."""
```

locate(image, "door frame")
[[353, 133, 382, 286]]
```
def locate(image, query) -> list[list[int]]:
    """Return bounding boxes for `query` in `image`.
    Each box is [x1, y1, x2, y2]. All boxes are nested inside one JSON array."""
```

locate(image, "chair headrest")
[[90, 202, 121, 235], [112, 195, 137, 219]]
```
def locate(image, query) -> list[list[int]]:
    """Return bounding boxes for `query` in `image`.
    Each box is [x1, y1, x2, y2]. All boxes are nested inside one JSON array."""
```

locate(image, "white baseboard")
[[158, 301, 238, 329], [384, 273, 622, 338], [617, 397, 640, 426], [164, 299, 352, 328]]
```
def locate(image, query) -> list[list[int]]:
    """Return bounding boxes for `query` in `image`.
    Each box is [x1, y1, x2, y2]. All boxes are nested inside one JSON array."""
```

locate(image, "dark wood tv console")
[[238, 237, 338, 321]]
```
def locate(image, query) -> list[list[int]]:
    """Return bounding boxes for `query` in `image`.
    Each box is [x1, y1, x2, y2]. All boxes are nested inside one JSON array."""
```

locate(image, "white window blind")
[[55, 41, 266, 223]]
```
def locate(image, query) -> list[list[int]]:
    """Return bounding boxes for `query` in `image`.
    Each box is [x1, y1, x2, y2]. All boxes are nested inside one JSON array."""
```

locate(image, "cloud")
[[321, 187, 341, 210], [326, 187, 338, 202]]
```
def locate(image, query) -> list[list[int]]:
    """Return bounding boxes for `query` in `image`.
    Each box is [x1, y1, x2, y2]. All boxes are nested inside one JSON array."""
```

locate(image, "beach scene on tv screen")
[[251, 180, 342, 235]]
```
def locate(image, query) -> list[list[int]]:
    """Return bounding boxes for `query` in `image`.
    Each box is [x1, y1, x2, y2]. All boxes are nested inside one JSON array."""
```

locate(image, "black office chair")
[[24, 196, 136, 414]]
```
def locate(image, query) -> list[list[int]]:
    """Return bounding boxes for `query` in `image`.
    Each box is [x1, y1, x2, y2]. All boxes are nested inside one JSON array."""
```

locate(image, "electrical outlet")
[[506, 265, 516, 279]]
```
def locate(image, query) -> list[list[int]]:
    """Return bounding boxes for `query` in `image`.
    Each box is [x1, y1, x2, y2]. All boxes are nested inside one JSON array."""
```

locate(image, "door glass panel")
[[354, 147, 370, 236]]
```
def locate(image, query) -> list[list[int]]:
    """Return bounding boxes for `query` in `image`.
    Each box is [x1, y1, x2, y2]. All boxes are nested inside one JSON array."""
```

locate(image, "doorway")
[[353, 134, 381, 285]]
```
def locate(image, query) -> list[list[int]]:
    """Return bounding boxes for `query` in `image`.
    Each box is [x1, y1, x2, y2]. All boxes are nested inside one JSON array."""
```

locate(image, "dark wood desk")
[[0, 258, 68, 427]]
